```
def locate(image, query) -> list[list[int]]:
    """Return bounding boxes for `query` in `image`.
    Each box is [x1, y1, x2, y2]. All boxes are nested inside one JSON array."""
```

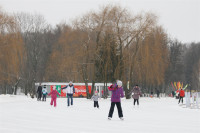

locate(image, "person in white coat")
[[61, 81, 75, 106]]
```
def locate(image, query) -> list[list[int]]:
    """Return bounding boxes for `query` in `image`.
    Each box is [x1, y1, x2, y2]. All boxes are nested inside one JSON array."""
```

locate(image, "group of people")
[[37, 80, 143, 121], [37, 85, 48, 101], [43, 81, 75, 107], [90, 80, 142, 120]]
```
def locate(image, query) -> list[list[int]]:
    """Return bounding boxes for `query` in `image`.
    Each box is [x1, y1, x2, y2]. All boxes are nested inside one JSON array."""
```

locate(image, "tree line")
[[0, 5, 199, 98]]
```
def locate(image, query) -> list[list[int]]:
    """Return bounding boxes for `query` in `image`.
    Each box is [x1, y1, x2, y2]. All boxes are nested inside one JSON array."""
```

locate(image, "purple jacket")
[[108, 84, 124, 102], [130, 87, 142, 99]]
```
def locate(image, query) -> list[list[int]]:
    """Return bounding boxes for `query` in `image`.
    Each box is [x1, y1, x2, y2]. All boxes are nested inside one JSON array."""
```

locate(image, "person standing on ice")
[[178, 88, 185, 104], [91, 91, 100, 108], [61, 81, 75, 106], [101, 89, 104, 98], [108, 80, 124, 120], [156, 88, 160, 98], [42, 86, 48, 101], [129, 85, 142, 107], [48, 86, 61, 107], [37, 83, 42, 101]]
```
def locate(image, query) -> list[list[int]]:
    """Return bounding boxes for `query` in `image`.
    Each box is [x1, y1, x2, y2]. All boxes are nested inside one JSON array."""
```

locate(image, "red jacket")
[[179, 90, 185, 97], [48, 90, 60, 99]]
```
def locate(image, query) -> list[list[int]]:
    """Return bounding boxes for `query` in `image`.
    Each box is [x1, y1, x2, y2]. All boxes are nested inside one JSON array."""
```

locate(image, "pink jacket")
[[48, 90, 60, 99]]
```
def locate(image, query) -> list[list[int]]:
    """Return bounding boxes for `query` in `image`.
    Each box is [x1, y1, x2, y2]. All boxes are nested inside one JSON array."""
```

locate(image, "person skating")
[[156, 88, 160, 98], [129, 85, 142, 107], [91, 91, 100, 108], [37, 83, 42, 101], [42, 86, 48, 101], [108, 80, 124, 120], [48, 86, 61, 107], [172, 91, 175, 97], [178, 88, 185, 104], [176, 89, 180, 99], [61, 81, 75, 106], [101, 90, 104, 98]]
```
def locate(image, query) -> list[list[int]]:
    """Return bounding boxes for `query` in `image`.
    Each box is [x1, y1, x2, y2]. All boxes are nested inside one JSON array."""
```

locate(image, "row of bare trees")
[[0, 5, 199, 98]]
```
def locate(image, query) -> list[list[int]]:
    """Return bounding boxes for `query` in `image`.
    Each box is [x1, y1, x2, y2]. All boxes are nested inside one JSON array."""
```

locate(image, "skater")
[[42, 86, 48, 101], [129, 85, 142, 107], [178, 88, 185, 104], [176, 89, 180, 99], [172, 91, 175, 97], [61, 81, 75, 106], [101, 89, 104, 98], [48, 86, 60, 107], [91, 91, 100, 108], [150, 91, 153, 98], [108, 80, 124, 120], [37, 83, 42, 101], [156, 88, 160, 98]]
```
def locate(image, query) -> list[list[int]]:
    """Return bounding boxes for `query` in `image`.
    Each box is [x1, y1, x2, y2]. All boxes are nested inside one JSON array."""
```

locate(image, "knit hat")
[[117, 80, 122, 87], [69, 81, 73, 84]]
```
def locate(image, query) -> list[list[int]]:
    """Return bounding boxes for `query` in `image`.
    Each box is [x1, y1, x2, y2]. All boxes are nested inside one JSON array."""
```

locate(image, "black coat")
[[37, 86, 42, 94]]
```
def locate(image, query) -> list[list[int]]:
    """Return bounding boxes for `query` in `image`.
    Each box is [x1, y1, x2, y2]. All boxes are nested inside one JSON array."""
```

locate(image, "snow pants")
[[94, 101, 99, 108], [42, 94, 46, 101], [134, 99, 139, 105], [37, 93, 42, 101], [108, 102, 123, 118], [179, 96, 184, 104], [50, 98, 57, 107]]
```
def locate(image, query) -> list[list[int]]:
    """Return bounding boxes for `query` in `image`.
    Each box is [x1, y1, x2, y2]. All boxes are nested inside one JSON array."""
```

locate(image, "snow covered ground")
[[0, 95, 199, 133]]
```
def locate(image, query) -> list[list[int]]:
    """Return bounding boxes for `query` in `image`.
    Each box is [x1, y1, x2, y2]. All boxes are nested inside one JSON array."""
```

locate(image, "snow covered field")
[[0, 95, 199, 133]]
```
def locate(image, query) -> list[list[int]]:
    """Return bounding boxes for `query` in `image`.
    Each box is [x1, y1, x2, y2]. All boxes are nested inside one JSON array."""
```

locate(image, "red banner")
[[51, 85, 91, 97], [50, 85, 56, 91], [74, 85, 91, 97], [61, 85, 67, 97]]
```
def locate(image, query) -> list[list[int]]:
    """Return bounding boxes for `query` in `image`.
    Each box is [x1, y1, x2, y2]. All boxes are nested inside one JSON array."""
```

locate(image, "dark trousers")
[[42, 95, 46, 101], [108, 102, 123, 118], [134, 99, 139, 105], [178, 96, 183, 104], [37, 93, 42, 101], [94, 101, 99, 108], [67, 94, 73, 106]]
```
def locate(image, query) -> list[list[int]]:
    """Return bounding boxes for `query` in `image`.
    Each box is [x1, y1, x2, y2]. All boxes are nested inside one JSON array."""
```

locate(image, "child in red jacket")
[[178, 89, 185, 104], [48, 86, 61, 107]]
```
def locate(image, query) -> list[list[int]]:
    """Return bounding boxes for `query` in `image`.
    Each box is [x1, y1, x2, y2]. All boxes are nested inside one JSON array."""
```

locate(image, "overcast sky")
[[0, 0, 199, 43]]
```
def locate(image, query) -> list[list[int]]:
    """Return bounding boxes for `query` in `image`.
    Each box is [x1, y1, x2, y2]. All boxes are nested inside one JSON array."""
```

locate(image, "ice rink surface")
[[0, 95, 199, 133]]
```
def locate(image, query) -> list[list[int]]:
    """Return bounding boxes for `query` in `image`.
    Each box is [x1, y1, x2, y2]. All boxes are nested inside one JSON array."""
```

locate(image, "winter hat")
[[69, 81, 73, 84], [117, 80, 122, 87], [53, 86, 56, 90]]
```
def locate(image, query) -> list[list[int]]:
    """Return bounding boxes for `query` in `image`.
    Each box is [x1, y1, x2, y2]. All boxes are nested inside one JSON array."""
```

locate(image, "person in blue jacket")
[[61, 81, 75, 106], [42, 86, 48, 101]]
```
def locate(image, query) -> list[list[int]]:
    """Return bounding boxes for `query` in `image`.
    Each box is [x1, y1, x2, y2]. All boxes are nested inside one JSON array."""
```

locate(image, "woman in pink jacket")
[[48, 86, 61, 107]]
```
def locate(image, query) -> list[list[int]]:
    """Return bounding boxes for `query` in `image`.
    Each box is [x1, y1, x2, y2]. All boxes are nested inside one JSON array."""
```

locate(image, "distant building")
[[35, 82, 112, 97]]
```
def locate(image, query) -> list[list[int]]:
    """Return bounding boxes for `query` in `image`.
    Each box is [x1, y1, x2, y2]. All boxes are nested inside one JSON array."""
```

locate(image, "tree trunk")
[[14, 78, 21, 95]]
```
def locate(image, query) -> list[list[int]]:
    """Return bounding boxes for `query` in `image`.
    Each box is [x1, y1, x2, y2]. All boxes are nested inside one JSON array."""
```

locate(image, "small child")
[[48, 86, 61, 107], [42, 87, 48, 101], [91, 91, 100, 108]]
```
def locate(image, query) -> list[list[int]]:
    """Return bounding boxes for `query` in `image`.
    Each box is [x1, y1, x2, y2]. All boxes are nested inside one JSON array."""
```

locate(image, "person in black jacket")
[[37, 84, 42, 101], [156, 88, 160, 98]]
